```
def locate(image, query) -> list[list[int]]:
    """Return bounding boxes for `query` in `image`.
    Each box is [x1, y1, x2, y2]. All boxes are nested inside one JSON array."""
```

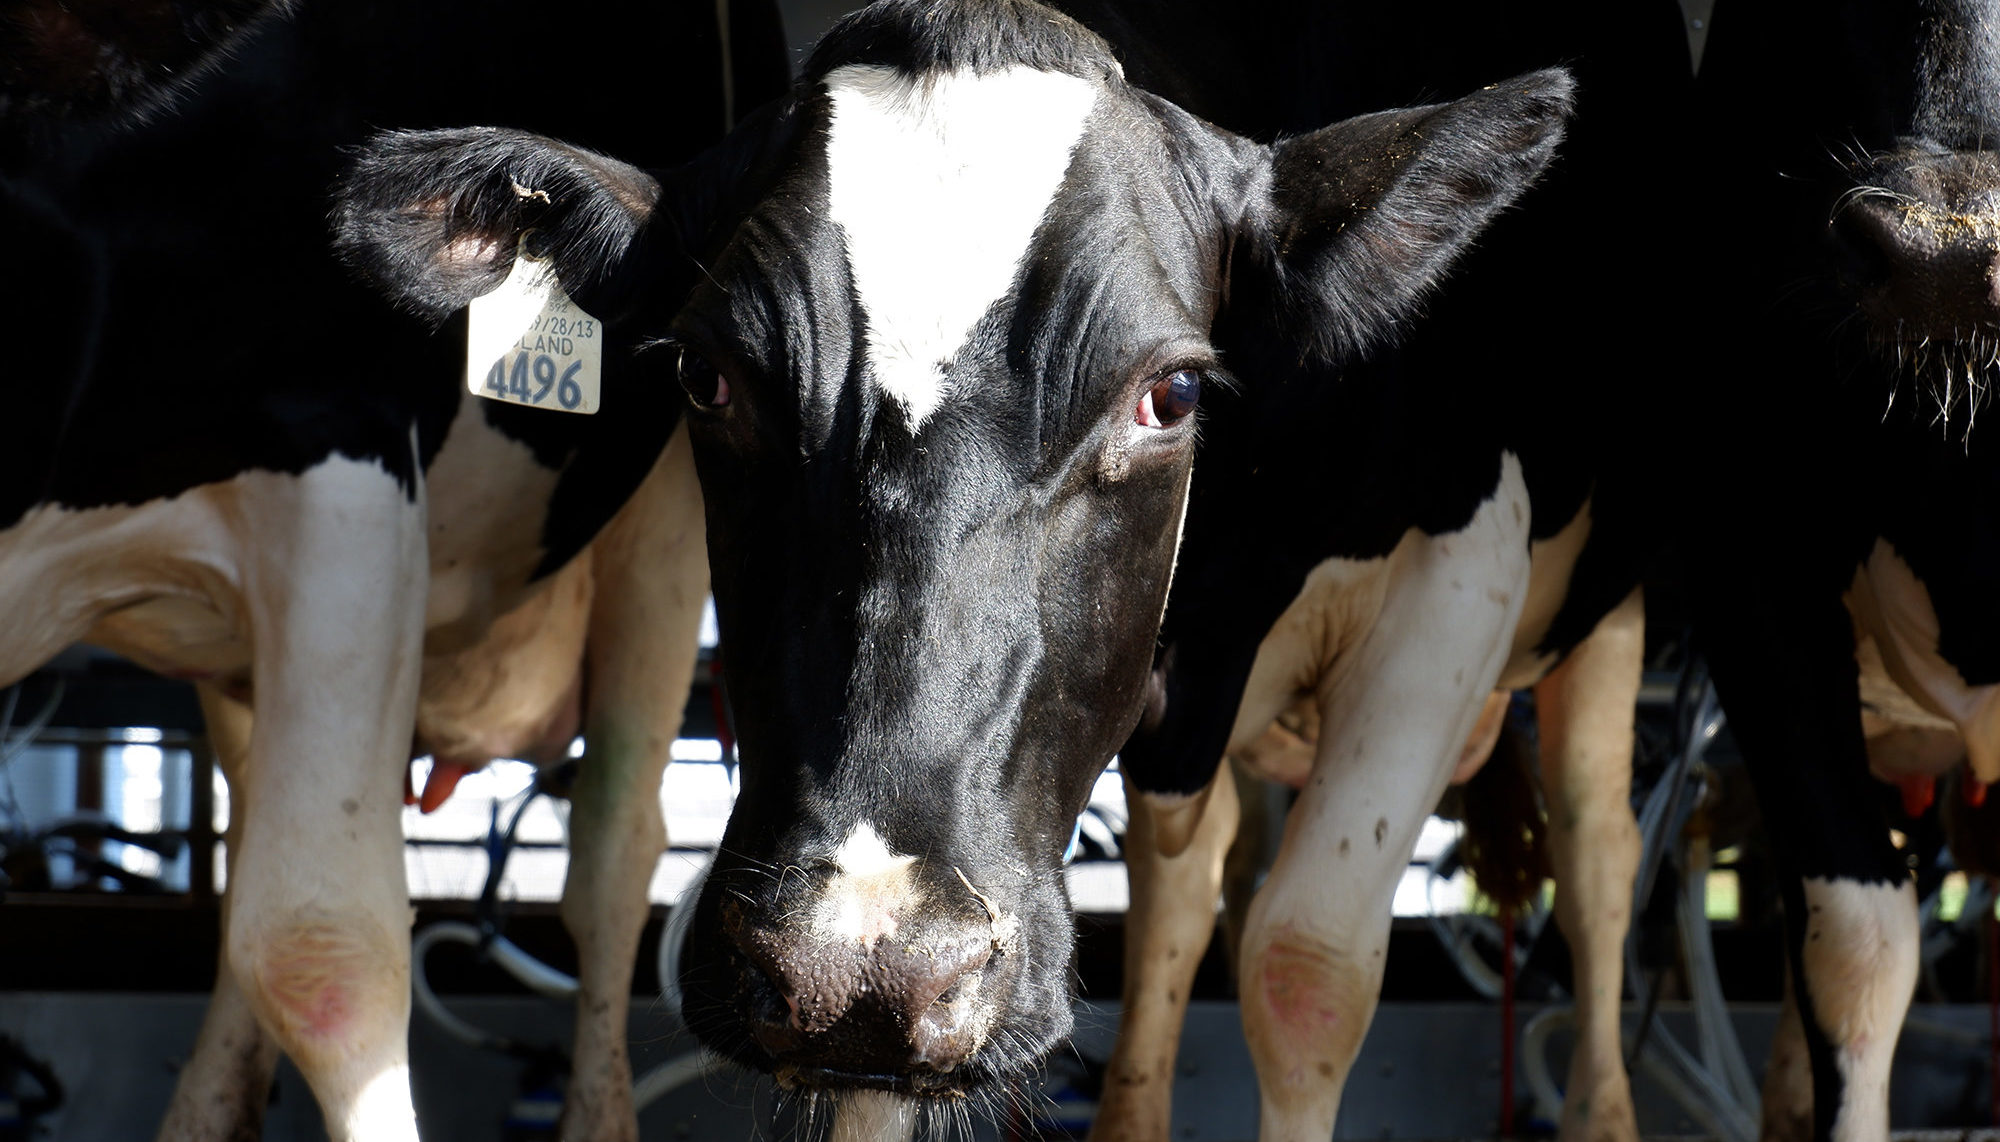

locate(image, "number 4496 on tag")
[[464, 237, 603, 415]]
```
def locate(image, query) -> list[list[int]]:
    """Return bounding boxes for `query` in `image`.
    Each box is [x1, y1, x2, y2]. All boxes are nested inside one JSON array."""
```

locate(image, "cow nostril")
[[1832, 200, 1898, 292], [727, 920, 809, 1042], [901, 939, 999, 1071], [742, 955, 797, 1028]]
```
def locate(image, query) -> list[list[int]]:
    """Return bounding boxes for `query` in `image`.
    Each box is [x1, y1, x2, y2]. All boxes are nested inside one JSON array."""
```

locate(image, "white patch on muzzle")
[[824, 63, 1099, 431], [815, 821, 920, 944]]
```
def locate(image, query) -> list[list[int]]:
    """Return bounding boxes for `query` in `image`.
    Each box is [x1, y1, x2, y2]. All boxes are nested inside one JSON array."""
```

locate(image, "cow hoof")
[[557, 1101, 639, 1142], [1555, 1074, 1637, 1142]]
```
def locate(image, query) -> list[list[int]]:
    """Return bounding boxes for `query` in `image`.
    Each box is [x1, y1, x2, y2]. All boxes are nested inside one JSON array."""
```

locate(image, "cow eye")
[[676, 349, 729, 408], [1136, 368, 1200, 429]]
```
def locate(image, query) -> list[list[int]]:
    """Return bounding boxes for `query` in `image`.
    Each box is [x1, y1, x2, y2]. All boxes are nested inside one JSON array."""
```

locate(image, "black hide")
[[1107, 0, 1697, 804], [4, 0, 789, 582], [1691, 1, 2000, 1136]]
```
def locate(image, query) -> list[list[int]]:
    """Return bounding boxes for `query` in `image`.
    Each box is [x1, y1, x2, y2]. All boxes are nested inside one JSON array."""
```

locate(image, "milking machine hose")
[[1523, 661, 1759, 1142], [1522, 1005, 1755, 1142], [409, 775, 714, 1111], [411, 920, 577, 1052], [0, 679, 65, 832]]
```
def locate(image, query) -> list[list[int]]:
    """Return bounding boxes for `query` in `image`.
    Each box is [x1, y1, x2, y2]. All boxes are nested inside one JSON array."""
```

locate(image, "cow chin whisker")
[[1864, 323, 1999, 442]]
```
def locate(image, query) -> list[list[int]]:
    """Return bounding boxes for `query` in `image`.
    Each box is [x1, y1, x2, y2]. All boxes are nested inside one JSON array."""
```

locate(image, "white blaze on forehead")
[[824, 63, 1100, 431], [814, 821, 920, 943]]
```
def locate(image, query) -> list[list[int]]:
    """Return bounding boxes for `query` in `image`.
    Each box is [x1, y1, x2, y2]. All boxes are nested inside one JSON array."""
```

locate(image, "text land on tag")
[[464, 238, 603, 415]]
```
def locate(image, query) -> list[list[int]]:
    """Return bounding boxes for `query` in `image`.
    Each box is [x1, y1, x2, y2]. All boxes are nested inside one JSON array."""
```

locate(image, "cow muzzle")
[[1834, 150, 2000, 341], [716, 869, 1023, 1091]]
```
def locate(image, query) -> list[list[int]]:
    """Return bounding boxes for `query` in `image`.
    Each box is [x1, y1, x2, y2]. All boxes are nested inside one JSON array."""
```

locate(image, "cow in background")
[[1, 2, 784, 1139], [331, 0, 1576, 1127], [1689, 1, 2000, 1138], [0, 0, 286, 128], [1071, 4, 1694, 1141], [160, 427, 708, 1142]]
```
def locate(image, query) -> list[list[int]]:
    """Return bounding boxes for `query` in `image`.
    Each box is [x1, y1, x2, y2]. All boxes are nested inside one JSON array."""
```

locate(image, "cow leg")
[[558, 426, 708, 1142], [1700, 563, 1915, 1142], [1786, 875, 1917, 1142], [1090, 769, 1240, 1142], [1533, 589, 1643, 1142], [159, 685, 280, 1142], [222, 458, 427, 1142], [1762, 966, 1814, 1142], [1238, 488, 1530, 1142]]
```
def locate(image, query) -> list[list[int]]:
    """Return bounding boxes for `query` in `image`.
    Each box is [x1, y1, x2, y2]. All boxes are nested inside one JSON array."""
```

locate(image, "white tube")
[[1634, 1036, 1758, 1142], [630, 1050, 717, 1111], [1520, 1004, 1572, 1126], [411, 922, 506, 1049], [1679, 862, 1758, 1108], [486, 933, 579, 1000], [1640, 1015, 1758, 1142], [411, 921, 579, 1050]]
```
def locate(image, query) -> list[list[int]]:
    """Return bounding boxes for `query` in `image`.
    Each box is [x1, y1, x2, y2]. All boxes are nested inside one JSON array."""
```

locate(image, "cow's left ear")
[[1226, 68, 1575, 363], [332, 127, 663, 326]]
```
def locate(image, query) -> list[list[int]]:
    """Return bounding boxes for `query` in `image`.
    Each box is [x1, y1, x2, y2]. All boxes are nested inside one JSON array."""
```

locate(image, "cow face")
[[1824, 0, 2000, 421], [333, 0, 1570, 1101]]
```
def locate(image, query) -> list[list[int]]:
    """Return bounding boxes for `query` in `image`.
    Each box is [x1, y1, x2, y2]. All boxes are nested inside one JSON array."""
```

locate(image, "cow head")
[[1818, 0, 2000, 427], [333, 0, 1570, 1103]]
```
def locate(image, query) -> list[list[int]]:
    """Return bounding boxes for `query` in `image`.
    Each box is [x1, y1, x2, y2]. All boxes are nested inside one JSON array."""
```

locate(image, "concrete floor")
[[8, 993, 2000, 1141]]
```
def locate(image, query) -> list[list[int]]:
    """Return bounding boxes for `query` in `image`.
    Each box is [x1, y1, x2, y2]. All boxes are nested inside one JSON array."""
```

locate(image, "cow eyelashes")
[[1135, 368, 1201, 429], [676, 348, 730, 408]]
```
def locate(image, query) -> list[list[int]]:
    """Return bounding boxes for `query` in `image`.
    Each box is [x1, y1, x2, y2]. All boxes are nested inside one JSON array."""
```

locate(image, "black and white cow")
[[2, 3, 783, 1139], [1049, 5, 1695, 1141], [328, 0, 1640, 1128], [333, 0, 1587, 1125], [1687, 1, 2000, 1138]]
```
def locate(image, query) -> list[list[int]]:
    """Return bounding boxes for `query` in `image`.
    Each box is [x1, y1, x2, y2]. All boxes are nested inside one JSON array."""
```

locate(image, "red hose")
[[708, 657, 736, 760], [1501, 906, 1516, 1137]]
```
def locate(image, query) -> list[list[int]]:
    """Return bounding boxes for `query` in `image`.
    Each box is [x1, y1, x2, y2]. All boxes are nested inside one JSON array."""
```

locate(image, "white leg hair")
[[1237, 460, 1532, 1142], [1799, 876, 1918, 1142], [220, 458, 427, 1142]]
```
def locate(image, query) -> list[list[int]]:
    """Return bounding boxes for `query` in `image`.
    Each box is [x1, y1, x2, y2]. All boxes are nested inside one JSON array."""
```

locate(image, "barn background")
[[13, 1, 2000, 1140]]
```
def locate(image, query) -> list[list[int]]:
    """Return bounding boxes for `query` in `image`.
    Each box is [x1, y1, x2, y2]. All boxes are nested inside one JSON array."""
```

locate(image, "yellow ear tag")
[[465, 234, 603, 414]]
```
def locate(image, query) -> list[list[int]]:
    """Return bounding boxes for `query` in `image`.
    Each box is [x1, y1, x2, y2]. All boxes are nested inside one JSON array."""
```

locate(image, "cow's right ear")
[[332, 127, 661, 325], [1221, 68, 1576, 365]]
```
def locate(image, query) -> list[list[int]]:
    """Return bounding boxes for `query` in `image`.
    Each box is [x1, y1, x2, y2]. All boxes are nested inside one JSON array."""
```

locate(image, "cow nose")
[[902, 936, 997, 1070], [726, 906, 1000, 1075], [1834, 192, 2000, 332]]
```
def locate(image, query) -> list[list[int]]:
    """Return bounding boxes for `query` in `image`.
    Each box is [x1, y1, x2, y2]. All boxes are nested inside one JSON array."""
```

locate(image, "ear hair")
[[1237, 67, 1576, 364], [331, 126, 660, 324]]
